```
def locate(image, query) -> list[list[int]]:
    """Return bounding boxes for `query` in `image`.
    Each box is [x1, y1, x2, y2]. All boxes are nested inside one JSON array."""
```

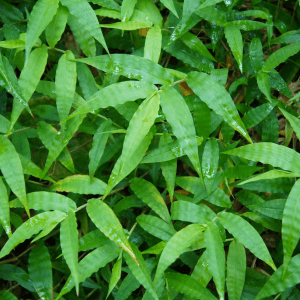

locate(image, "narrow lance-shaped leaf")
[[89, 119, 112, 178], [226, 240, 246, 300], [0, 211, 66, 259], [106, 253, 122, 299], [144, 25, 162, 64], [280, 108, 300, 140], [224, 23, 243, 72], [56, 51, 77, 131], [60, 210, 79, 295], [154, 224, 205, 284], [0, 40, 26, 49], [257, 70, 272, 101], [160, 0, 178, 17], [121, 0, 137, 21], [191, 251, 212, 287], [0, 136, 29, 216], [182, 0, 201, 24], [60, 0, 109, 53], [86, 198, 138, 264], [131, 178, 170, 223], [160, 85, 203, 183], [204, 222, 225, 300], [104, 93, 159, 197], [218, 212, 276, 270], [187, 72, 252, 143], [0, 177, 11, 237], [249, 38, 264, 73], [25, 0, 59, 62], [0, 290, 18, 300], [28, 241, 52, 300], [224, 142, 300, 175]]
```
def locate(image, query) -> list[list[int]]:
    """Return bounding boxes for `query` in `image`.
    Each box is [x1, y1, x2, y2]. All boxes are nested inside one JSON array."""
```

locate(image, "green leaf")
[[180, 32, 216, 61], [187, 72, 252, 143], [28, 241, 52, 300], [51, 175, 107, 195], [100, 21, 152, 30], [249, 38, 264, 73], [223, 166, 263, 179], [226, 240, 246, 300], [224, 142, 300, 174], [263, 43, 300, 72], [257, 70, 272, 101], [77, 54, 173, 85], [121, 0, 137, 21], [204, 221, 225, 300], [160, 85, 203, 181], [86, 198, 138, 264], [113, 195, 146, 214], [144, 25, 162, 64], [25, 0, 59, 62], [227, 20, 266, 31], [60, 210, 79, 295], [56, 51, 77, 129], [107, 254, 122, 299], [9, 192, 76, 212], [137, 215, 176, 241], [0, 211, 66, 259], [136, 0, 163, 27], [249, 199, 285, 220], [165, 272, 217, 300], [197, 0, 224, 10], [0, 177, 11, 237], [142, 136, 203, 163], [0, 136, 29, 216], [182, 0, 201, 24], [57, 241, 120, 298], [60, 0, 109, 54], [123, 242, 158, 300], [154, 224, 205, 284], [131, 178, 170, 223], [171, 201, 216, 224], [160, 0, 178, 18], [45, 3, 69, 48], [78, 229, 108, 252], [280, 108, 300, 140], [89, 119, 112, 178], [77, 63, 98, 98], [224, 23, 243, 72], [192, 251, 212, 287], [218, 212, 276, 270], [0, 40, 25, 49], [0, 290, 18, 300], [115, 272, 140, 300], [104, 93, 159, 197]]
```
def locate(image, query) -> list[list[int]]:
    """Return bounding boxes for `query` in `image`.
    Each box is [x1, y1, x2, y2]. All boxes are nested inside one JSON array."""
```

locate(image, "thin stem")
[[170, 78, 187, 87]]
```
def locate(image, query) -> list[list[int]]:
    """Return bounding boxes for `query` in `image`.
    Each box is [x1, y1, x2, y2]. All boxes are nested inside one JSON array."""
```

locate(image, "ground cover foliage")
[[0, 0, 300, 299]]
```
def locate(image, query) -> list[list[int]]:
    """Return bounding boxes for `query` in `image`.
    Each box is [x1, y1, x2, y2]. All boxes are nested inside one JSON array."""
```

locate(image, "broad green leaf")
[[57, 241, 120, 298], [249, 38, 264, 73], [64, 81, 157, 121], [192, 251, 212, 287], [257, 70, 272, 101], [159, 132, 176, 202], [254, 254, 300, 300], [28, 241, 52, 300], [60, 0, 109, 53], [90, 0, 120, 10], [180, 32, 216, 61], [280, 108, 300, 140], [77, 63, 98, 99], [89, 119, 112, 178], [160, 0, 178, 18], [182, 0, 201, 25], [144, 25, 162, 64], [218, 212, 276, 270], [86, 198, 138, 263], [78, 230, 108, 252], [160, 85, 203, 181], [0, 290, 18, 300], [104, 93, 159, 197], [227, 20, 266, 31], [142, 136, 203, 163], [136, 0, 163, 27], [204, 222, 225, 300], [142, 241, 167, 255], [223, 166, 263, 179], [165, 272, 217, 300], [107, 254, 122, 299], [100, 21, 152, 30], [202, 138, 219, 195], [0, 52, 32, 119], [0, 211, 66, 259], [263, 43, 300, 72], [56, 51, 76, 129], [224, 142, 300, 174], [113, 195, 146, 214], [204, 187, 232, 207], [45, 3, 68, 48], [193, 99, 211, 140], [25, 0, 59, 62], [95, 8, 121, 19], [121, 0, 137, 21], [171, 201, 216, 224], [0, 136, 28, 216], [60, 210, 79, 295], [154, 224, 205, 284], [137, 215, 176, 241], [115, 273, 140, 300], [51, 175, 107, 195], [9, 45, 48, 134], [0, 115, 10, 133], [224, 23, 243, 72], [0, 40, 25, 49], [67, 13, 96, 57], [9, 192, 76, 212], [187, 72, 252, 143], [124, 243, 158, 300], [131, 178, 170, 223], [249, 199, 285, 220], [0, 177, 11, 237], [227, 240, 246, 300], [281, 179, 300, 277], [77, 54, 173, 85]]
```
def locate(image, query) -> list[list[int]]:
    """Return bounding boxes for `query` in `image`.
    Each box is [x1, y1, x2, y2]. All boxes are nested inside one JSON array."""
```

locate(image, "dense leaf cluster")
[[0, 0, 300, 299]]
